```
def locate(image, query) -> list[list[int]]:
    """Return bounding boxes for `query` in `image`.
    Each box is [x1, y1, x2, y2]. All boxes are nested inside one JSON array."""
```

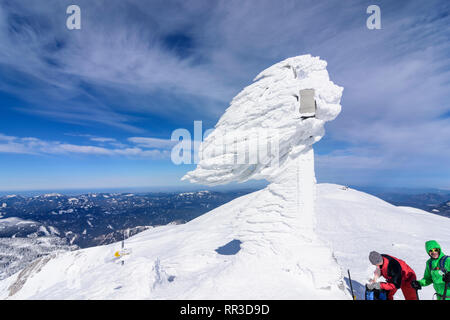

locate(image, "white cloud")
[[0, 133, 171, 159], [89, 137, 117, 143], [0, 134, 17, 142], [128, 137, 177, 149], [316, 153, 385, 170]]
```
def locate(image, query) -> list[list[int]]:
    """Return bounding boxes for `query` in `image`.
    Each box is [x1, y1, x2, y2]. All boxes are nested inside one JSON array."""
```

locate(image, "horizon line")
[[1, 183, 449, 197]]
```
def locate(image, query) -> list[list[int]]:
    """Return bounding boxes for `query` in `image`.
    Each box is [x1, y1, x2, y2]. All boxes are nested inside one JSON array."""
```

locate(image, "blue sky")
[[0, 0, 449, 192]]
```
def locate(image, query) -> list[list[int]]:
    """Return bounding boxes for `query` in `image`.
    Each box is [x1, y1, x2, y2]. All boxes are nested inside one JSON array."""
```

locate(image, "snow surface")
[[0, 235, 75, 281], [316, 185, 450, 300], [0, 184, 448, 300], [0, 218, 38, 230]]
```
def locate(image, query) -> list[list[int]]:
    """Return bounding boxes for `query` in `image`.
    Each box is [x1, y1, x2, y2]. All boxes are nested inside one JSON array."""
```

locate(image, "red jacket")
[[379, 254, 416, 291]]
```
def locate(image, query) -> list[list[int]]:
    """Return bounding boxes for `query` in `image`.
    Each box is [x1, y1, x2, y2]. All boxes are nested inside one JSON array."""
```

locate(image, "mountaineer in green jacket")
[[411, 240, 450, 300]]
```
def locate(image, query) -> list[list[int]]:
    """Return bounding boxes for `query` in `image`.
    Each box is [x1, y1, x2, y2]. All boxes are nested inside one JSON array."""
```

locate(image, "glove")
[[443, 272, 450, 283], [411, 280, 422, 290], [367, 282, 381, 290]]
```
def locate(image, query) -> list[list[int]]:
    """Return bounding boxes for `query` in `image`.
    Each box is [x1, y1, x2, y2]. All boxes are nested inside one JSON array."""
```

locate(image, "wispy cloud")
[[0, 133, 171, 159], [128, 137, 177, 149], [0, 0, 238, 130], [89, 137, 117, 143]]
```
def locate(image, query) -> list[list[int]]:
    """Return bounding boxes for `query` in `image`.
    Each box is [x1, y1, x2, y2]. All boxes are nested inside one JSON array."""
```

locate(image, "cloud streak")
[[0, 133, 171, 159]]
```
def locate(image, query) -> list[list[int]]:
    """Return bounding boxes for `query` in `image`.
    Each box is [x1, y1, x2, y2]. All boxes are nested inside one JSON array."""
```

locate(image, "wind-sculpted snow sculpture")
[[182, 55, 346, 293], [182, 54, 343, 185]]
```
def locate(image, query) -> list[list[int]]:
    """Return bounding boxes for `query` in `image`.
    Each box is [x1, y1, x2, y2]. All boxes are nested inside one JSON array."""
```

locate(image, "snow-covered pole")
[[296, 147, 316, 232], [121, 229, 126, 266], [179, 54, 345, 294], [269, 145, 317, 238]]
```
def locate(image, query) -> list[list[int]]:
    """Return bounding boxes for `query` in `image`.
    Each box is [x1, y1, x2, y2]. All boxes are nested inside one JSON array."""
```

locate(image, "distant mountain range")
[[0, 190, 254, 248], [1, 188, 448, 249], [0, 190, 255, 280], [430, 200, 450, 218], [356, 189, 450, 218], [0, 186, 448, 281]]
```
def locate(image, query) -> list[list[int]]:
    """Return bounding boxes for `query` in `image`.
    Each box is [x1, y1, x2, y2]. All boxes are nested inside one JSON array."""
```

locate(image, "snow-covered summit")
[[1, 184, 449, 300], [179, 55, 346, 297], [0, 183, 347, 300], [42, 193, 63, 198]]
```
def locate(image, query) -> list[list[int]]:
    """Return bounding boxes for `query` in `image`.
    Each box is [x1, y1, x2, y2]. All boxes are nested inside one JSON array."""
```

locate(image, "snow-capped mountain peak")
[[1, 184, 449, 299]]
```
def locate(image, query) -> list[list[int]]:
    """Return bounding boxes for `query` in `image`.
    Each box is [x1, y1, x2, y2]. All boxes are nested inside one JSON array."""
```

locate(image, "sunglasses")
[[428, 248, 440, 254]]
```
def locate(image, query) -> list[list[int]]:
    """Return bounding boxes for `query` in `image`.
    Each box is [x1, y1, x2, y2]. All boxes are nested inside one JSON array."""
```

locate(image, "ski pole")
[[348, 269, 356, 300], [443, 281, 448, 301]]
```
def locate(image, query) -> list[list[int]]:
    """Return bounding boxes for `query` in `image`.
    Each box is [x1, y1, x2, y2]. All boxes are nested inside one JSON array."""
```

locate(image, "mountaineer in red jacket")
[[367, 251, 418, 300]]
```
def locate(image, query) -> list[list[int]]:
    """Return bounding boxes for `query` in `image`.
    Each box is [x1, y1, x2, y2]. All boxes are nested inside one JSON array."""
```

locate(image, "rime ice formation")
[[182, 54, 343, 185], [176, 55, 348, 295]]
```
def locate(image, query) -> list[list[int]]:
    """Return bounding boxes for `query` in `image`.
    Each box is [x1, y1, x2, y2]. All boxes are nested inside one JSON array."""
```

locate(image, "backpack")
[[365, 285, 388, 300], [428, 255, 449, 275]]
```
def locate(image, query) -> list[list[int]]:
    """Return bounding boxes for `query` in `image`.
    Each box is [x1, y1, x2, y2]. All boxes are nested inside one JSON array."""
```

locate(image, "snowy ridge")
[[316, 184, 450, 300], [0, 183, 348, 299], [1, 184, 449, 299]]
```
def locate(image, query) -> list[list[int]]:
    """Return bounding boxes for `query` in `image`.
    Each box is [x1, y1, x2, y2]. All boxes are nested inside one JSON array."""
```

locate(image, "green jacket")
[[418, 240, 450, 300]]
